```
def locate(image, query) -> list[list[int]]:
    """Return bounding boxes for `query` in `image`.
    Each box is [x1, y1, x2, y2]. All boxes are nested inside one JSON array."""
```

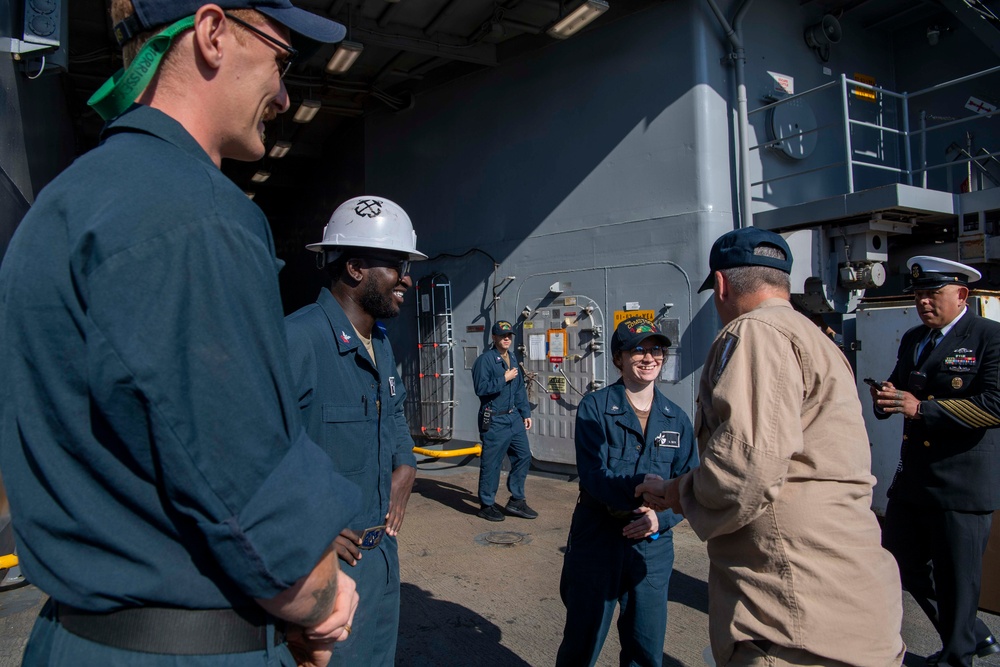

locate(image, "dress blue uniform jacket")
[[472, 347, 530, 420], [0, 106, 360, 620], [876, 309, 1000, 511], [574, 381, 698, 527], [285, 287, 417, 530]]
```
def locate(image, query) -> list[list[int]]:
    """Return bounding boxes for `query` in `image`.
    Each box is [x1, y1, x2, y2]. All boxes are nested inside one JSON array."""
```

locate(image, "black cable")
[[425, 247, 498, 264]]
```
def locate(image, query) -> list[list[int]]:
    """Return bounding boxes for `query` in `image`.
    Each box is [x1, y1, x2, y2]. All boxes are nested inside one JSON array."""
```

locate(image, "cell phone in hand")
[[863, 377, 884, 390]]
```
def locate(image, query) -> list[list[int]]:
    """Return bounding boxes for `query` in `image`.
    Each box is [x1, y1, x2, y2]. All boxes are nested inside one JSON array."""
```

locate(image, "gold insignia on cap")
[[952, 377, 963, 389], [627, 317, 655, 333], [911, 264, 922, 278]]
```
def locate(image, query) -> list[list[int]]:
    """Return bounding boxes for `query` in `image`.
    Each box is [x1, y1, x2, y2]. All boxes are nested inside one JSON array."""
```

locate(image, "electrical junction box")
[[0, 0, 68, 74], [24, 0, 61, 47]]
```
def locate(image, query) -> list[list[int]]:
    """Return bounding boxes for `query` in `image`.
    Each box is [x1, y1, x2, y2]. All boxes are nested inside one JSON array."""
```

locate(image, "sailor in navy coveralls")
[[556, 317, 698, 667], [472, 320, 538, 522]]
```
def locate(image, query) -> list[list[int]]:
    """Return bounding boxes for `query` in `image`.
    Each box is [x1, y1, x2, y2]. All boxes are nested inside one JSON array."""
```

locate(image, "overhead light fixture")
[[547, 0, 609, 39], [250, 170, 271, 184], [245, 191, 256, 200], [293, 99, 321, 123], [268, 140, 292, 159], [325, 41, 364, 75]]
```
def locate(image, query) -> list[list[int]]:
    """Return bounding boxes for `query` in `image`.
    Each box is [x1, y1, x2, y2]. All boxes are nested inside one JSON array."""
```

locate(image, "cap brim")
[[622, 332, 671, 350], [904, 280, 956, 293], [646, 333, 671, 348], [258, 6, 345, 56], [698, 272, 714, 293]]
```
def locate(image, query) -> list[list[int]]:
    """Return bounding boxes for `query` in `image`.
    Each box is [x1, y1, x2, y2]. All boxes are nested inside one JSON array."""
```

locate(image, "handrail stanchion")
[[920, 111, 928, 188], [840, 74, 854, 193], [902, 92, 912, 186]]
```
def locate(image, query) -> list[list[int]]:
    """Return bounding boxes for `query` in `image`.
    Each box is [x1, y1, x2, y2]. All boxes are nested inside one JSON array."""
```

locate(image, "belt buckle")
[[359, 524, 385, 550]]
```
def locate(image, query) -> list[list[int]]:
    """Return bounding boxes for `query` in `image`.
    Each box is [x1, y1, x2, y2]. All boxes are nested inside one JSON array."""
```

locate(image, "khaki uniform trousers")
[[727, 641, 858, 667]]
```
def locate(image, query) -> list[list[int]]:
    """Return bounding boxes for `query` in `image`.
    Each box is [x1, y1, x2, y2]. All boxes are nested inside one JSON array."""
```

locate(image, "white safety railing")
[[748, 64, 1000, 197]]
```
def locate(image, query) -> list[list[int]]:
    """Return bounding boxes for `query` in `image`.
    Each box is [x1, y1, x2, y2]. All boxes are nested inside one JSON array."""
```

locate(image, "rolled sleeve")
[[203, 428, 361, 598], [392, 391, 417, 469]]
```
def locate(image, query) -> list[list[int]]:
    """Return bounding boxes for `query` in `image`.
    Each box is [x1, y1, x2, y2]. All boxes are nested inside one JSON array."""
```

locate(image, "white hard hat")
[[306, 196, 427, 261]]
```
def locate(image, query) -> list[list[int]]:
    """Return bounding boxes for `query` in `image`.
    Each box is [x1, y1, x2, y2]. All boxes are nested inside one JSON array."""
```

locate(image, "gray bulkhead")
[[364, 0, 939, 467], [366, 0, 736, 460], [4, 0, 1000, 481]]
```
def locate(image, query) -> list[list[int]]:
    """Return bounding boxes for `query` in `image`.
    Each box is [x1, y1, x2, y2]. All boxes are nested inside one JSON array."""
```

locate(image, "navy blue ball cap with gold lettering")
[[611, 316, 671, 354], [116, 0, 345, 50], [491, 320, 514, 336], [698, 227, 793, 292], [905, 255, 981, 292]]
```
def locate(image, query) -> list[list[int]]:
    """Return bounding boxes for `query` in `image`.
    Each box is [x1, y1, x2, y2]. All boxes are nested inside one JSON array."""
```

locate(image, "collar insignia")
[[340, 331, 352, 344]]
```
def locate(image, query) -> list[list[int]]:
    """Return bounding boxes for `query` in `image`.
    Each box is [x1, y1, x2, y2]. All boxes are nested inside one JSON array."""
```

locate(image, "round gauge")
[[29, 0, 57, 14], [29, 14, 56, 36]]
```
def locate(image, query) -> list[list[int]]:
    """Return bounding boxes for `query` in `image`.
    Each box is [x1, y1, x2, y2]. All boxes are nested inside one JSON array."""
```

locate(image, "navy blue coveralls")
[[285, 288, 417, 667], [876, 309, 1000, 666], [471, 346, 532, 507], [0, 106, 361, 666], [556, 380, 698, 667]]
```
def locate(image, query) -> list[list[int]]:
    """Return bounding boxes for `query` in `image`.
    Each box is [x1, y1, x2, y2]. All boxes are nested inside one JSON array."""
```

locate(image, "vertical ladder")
[[413, 274, 456, 441]]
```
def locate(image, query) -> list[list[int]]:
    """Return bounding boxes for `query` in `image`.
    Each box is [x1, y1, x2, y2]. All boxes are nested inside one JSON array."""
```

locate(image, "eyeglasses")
[[360, 255, 411, 277], [224, 13, 297, 79], [629, 345, 665, 360]]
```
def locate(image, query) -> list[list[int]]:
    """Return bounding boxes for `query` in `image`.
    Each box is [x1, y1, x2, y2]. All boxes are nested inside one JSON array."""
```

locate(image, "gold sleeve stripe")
[[938, 399, 1000, 428]]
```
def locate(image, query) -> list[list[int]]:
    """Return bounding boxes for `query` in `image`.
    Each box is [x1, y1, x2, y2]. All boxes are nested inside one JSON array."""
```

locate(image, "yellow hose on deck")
[[412, 444, 482, 459]]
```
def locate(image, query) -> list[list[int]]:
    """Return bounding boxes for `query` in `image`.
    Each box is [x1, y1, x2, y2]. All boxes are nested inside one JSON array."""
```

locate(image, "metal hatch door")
[[518, 293, 606, 465]]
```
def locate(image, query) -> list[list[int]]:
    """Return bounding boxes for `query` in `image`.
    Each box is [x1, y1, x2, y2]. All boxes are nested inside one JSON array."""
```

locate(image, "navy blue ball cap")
[[491, 320, 514, 336], [698, 227, 793, 292], [611, 317, 671, 353], [127, 0, 345, 46]]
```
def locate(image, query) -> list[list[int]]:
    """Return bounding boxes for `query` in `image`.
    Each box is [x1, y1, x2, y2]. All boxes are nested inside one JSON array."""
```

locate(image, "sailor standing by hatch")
[[472, 320, 538, 521], [285, 196, 425, 666], [556, 316, 698, 667]]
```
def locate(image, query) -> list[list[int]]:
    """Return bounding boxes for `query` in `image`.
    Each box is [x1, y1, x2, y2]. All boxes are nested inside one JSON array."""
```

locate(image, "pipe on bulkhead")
[[703, 0, 756, 228]]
